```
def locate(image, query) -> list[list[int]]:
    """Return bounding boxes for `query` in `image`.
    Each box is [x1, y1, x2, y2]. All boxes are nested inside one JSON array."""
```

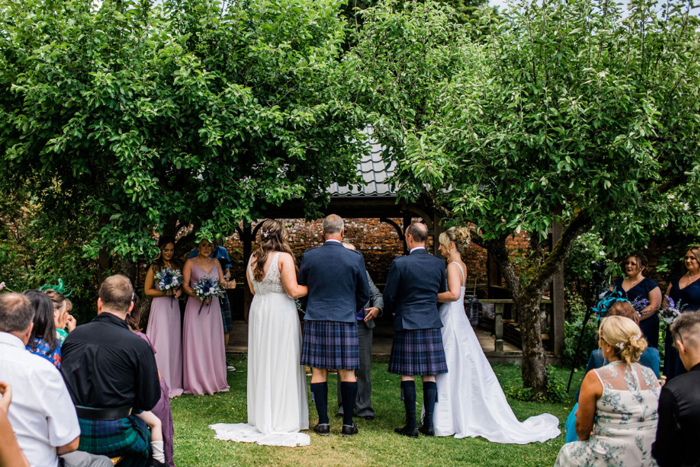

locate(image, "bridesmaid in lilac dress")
[[145, 236, 184, 398], [182, 239, 232, 395]]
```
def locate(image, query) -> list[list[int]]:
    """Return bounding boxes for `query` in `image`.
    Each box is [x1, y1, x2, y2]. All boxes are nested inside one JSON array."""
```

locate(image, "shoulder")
[[643, 277, 659, 288]]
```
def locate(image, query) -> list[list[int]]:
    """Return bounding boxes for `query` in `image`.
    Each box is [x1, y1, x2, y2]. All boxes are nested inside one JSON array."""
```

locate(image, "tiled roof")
[[328, 141, 396, 197]]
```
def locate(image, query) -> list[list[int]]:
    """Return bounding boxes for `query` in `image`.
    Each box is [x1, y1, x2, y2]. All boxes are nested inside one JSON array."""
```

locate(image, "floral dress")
[[555, 361, 660, 467]]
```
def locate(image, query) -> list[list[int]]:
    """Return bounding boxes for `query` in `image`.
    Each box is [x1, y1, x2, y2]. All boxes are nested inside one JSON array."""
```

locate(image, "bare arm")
[[640, 286, 662, 321], [182, 260, 195, 297], [246, 256, 255, 296], [662, 284, 673, 308], [279, 253, 308, 299], [575, 370, 603, 440], [144, 266, 163, 298], [0, 394, 29, 467], [56, 436, 80, 455], [438, 263, 462, 303]]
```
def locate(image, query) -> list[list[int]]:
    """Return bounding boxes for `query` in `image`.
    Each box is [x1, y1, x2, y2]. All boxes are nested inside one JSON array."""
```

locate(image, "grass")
[[171, 358, 583, 466]]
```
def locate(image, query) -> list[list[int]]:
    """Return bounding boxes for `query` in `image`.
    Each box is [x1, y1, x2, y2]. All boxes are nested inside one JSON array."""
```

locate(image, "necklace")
[[688, 271, 699, 282]]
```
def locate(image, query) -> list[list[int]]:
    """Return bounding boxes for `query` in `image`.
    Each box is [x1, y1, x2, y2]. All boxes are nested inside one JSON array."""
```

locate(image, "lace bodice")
[[249, 253, 286, 296]]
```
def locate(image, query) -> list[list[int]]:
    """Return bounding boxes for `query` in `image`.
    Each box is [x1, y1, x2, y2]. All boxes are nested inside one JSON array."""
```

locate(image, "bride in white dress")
[[210, 220, 310, 447], [428, 227, 561, 444]]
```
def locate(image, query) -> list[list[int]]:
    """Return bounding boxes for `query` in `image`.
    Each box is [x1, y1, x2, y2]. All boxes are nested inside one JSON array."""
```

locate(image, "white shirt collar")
[[410, 246, 426, 253], [0, 332, 25, 349], [325, 239, 342, 244]]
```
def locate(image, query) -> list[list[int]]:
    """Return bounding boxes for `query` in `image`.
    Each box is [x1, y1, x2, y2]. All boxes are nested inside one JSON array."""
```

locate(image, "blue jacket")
[[383, 248, 447, 331], [297, 241, 370, 323]]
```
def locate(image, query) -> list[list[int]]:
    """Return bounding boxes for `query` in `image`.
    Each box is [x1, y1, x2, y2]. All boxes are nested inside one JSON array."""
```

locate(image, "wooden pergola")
[[233, 144, 566, 356]]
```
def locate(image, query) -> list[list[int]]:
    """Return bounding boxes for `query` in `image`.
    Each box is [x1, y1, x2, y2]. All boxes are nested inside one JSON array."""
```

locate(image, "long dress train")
[[427, 262, 561, 443], [210, 253, 310, 447]]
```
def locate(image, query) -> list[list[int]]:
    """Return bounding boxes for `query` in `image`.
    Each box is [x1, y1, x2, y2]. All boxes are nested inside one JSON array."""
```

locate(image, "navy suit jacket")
[[383, 248, 447, 331], [297, 241, 370, 323]]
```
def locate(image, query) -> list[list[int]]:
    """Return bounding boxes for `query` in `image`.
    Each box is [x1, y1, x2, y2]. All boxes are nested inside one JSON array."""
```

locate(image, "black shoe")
[[418, 425, 435, 436], [149, 460, 167, 467], [341, 423, 358, 437], [394, 425, 419, 438], [361, 415, 374, 421], [313, 423, 330, 436]]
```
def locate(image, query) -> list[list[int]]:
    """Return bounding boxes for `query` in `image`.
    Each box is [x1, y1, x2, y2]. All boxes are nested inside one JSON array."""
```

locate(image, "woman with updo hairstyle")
[[427, 226, 560, 442], [556, 316, 660, 466], [24, 290, 62, 369], [144, 235, 184, 398], [212, 220, 310, 446], [663, 244, 700, 380], [611, 251, 662, 348]]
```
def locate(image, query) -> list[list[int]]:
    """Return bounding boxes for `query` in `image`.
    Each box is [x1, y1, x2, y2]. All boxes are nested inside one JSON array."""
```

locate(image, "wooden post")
[[495, 303, 504, 353], [552, 219, 566, 356]]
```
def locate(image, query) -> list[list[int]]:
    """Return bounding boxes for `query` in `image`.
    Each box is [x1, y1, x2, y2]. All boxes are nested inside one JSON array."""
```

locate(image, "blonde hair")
[[683, 245, 700, 274], [439, 227, 471, 254], [599, 316, 647, 365]]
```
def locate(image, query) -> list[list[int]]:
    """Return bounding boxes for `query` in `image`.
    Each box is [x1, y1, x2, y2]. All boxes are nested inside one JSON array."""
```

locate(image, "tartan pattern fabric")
[[220, 293, 233, 333], [301, 320, 360, 370], [388, 328, 448, 376], [77, 415, 150, 459]]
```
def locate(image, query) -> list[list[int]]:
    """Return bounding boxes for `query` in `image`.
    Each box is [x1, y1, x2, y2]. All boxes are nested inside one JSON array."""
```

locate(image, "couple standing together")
[[212, 215, 559, 447]]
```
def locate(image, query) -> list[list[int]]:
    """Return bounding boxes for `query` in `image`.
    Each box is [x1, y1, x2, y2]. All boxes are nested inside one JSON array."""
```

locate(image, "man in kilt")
[[384, 222, 448, 438], [298, 214, 370, 437], [61, 275, 161, 466]]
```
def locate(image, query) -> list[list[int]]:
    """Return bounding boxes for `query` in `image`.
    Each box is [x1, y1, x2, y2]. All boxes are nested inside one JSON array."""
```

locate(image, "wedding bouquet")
[[630, 296, 650, 317], [660, 296, 685, 324], [155, 267, 183, 308], [193, 276, 225, 314]]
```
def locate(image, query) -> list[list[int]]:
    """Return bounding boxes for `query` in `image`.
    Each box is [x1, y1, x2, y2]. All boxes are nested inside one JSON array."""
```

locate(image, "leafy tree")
[[346, 0, 700, 395], [0, 0, 365, 277]]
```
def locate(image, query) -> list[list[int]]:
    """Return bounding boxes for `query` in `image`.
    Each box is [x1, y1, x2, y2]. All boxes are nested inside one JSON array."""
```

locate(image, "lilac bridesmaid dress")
[[146, 279, 184, 398], [182, 262, 229, 395]]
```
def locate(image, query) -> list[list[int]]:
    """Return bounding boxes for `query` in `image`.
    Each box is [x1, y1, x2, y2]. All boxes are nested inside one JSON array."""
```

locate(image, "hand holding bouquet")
[[155, 267, 183, 308], [660, 295, 685, 324], [193, 276, 225, 314]]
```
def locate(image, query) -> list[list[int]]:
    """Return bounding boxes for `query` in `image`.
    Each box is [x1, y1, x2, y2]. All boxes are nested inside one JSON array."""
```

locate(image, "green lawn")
[[171, 359, 583, 466]]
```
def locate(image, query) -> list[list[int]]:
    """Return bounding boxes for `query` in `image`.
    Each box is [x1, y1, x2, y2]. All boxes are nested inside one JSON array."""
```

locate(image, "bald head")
[[406, 223, 428, 244], [323, 214, 344, 240]]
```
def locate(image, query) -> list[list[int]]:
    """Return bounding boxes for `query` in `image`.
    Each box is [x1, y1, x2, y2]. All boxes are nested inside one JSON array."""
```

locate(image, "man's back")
[[653, 364, 700, 466], [61, 313, 159, 412], [298, 242, 369, 323], [383, 249, 446, 331], [0, 332, 79, 467]]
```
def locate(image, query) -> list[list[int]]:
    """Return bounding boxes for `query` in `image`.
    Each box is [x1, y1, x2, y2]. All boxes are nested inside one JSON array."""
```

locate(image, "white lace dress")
[[555, 362, 660, 466], [210, 253, 310, 447], [426, 262, 561, 443]]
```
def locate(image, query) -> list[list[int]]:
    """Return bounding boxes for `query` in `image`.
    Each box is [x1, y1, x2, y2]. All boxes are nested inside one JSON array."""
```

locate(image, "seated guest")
[[126, 296, 175, 467], [652, 311, 700, 466], [0, 382, 30, 467], [44, 288, 76, 343], [24, 290, 62, 369], [564, 300, 660, 442], [0, 293, 111, 467], [61, 275, 161, 466], [556, 316, 660, 466]]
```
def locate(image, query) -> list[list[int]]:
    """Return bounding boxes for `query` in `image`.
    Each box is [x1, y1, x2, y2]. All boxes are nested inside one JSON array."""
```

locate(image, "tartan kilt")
[[301, 320, 360, 370], [220, 292, 233, 333], [388, 328, 448, 376], [77, 415, 150, 459]]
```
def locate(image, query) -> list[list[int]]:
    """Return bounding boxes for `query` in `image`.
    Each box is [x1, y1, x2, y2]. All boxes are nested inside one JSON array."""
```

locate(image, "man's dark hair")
[[99, 275, 135, 313], [0, 293, 35, 333], [406, 222, 428, 244], [671, 311, 700, 348]]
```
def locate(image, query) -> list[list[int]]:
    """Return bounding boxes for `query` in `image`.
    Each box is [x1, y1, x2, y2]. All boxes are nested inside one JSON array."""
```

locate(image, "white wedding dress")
[[210, 253, 310, 447], [427, 262, 561, 443]]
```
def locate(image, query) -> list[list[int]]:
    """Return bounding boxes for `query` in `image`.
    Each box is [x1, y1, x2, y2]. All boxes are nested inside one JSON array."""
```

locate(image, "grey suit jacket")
[[363, 272, 384, 330]]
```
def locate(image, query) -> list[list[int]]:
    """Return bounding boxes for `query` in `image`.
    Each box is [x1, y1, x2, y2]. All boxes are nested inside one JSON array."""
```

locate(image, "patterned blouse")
[[26, 337, 62, 369]]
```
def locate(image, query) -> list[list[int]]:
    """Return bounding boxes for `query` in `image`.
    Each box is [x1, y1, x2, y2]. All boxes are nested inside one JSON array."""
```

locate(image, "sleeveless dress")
[[210, 253, 310, 447], [555, 362, 660, 466], [427, 262, 560, 443], [664, 277, 700, 380], [612, 277, 660, 348], [182, 261, 229, 395], [146, 275, 184, 398]]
